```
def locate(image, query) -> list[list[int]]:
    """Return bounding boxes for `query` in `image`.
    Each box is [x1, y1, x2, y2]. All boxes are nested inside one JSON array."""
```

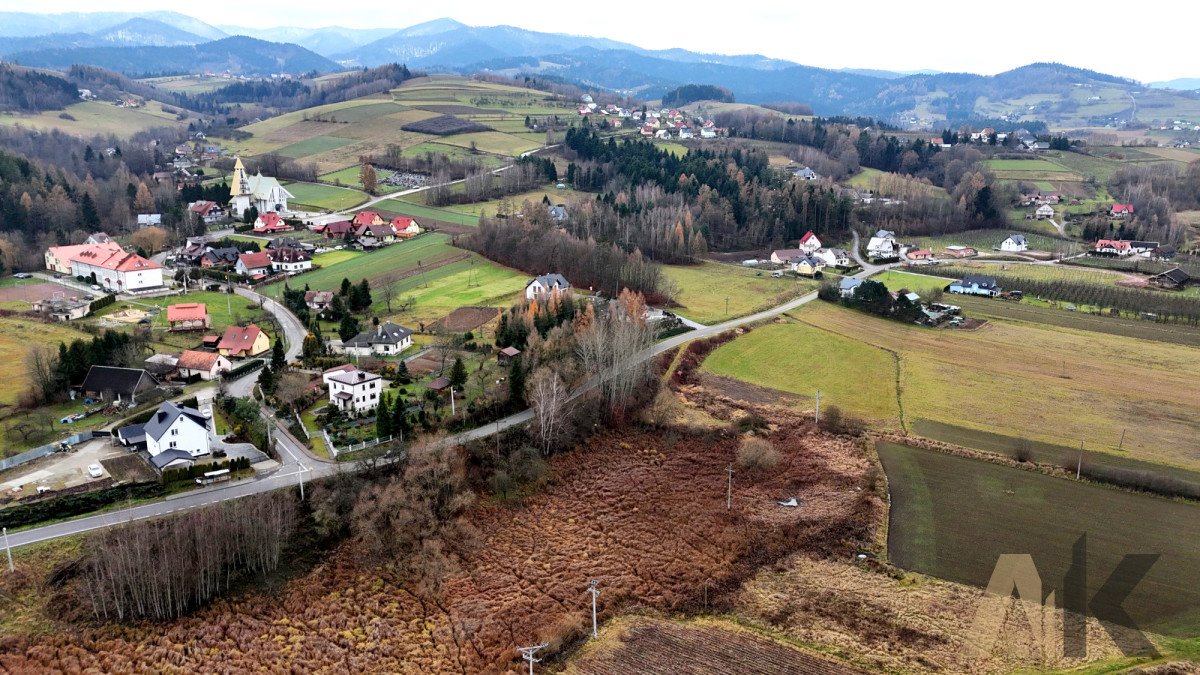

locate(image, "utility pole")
[[726, 464, 733, 510], [450, 386, 456, 416], [587, 580, 600, 639], [1077, 440, 1084, 480], [298, 462, 306, 501], [725, 297, 729, 318], [516, 644, 548, 675], [3, 527, 12, 572], [1118, 428, 1126, 451], [814, 390, 821, 425]]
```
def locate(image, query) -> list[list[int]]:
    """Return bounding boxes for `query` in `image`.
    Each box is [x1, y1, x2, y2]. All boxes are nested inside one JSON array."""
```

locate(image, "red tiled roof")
[[189, 200, 219, 215], [238, 251, 271, 270], [352, 211, 381, 226], [1111, 204, 1135, 213], [177, 349, 220, 371], [1096, 239, 1131, 250], [166, 303, 207, 322], [799, 231, 818, 244], [217, 324, 263, 352]]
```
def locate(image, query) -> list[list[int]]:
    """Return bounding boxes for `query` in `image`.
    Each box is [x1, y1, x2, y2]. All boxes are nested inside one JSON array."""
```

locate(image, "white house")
[[999, 234, 1028, 252], [813, 248, 852, 268], [48, 241, 164, 292], [525, 273, 571, 300], [867, 230, 900, 259], [1035, 205, 1055, 220], [176, 350, 232, 381], [137, 214, 162, 227], [789, 255, 826, 277], [949, 274, 1001, 297], [227, 156, 294, 218], [267, 247, 312, 274], [838, 277, 863, 298], [138, 401, 211, 471], [325, 366, 383, 414], [235, 251, 272, 277], [337, 322, 414, 357], [798, 231, 822, 254]]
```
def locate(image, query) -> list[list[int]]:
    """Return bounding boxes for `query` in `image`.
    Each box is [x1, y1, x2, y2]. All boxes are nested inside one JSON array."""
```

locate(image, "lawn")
[[274, 136, 356, 159], [878, 441, 1200, 636], [910, 229, 1070, 254], [406, 183, 587, 218], [703, 319, 901, 424], [263, 234, 461, 293], [96, 291, 268, 352], [369, 257, 528, 329], [871, 270, 955, 295], [982, 158, 1071, 172], [372, 198, 481, 226], [311, 249, 363, 267], [282, 181, 368, 211], [662, 262, 819, 324], [711, 302, 1200, 471], [0, 101, 188, 138], [0, 318, 93, 405]]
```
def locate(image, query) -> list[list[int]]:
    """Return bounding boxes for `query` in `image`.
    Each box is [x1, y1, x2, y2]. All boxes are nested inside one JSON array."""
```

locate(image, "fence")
[[0, 430, 110, 472], [332, 434, 394, 459]]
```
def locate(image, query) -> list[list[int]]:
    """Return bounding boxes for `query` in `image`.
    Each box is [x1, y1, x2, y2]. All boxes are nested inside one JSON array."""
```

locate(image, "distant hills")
[[1150, 78, 1200, 91], [9, 36, 338, 77]]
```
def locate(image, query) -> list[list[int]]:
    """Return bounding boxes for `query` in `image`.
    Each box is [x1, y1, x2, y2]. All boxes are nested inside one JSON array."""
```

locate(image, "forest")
[[662, 84, 734, 107], [0, 64, 80, 112]]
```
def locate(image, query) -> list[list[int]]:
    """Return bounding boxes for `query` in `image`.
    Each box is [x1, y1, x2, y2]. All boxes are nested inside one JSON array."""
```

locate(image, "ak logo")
[[968, 534, 1159, 658]]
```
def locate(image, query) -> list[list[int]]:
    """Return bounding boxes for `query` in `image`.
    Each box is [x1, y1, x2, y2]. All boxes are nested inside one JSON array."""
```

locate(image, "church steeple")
[[230, 156, 250, 197]]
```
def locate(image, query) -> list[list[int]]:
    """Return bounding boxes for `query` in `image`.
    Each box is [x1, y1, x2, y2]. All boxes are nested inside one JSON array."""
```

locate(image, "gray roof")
[[150, 449, 195, 470], [116, 423, 146, 446], [874, 229, 895, 239], [1006, 234, 1027, 244], [327, 368, 381, 386], [956, 274, 998, 289], [788, 255, 821, 267], [80, 366, 158, 397], [343, 322, 414, 348], [547, 205, 568, 220], [143, 401, 207, 443], [527, 273, 570, 290], [838, 277, 863, 290]]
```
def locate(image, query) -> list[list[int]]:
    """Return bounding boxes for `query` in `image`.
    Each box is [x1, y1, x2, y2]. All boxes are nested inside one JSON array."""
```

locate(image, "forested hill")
[[0, 65, 79, 112]]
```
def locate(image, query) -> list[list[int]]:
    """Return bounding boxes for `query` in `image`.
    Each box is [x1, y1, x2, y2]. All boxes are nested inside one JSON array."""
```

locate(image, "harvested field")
[[404, 350, 446, 376], [401, 114, 492, 136], [429, 306, 499, 332], [565, 616, 869, 674], [0, 404, 880, 673], [99, 454, 156, 484], [414, 104, 506, 115]]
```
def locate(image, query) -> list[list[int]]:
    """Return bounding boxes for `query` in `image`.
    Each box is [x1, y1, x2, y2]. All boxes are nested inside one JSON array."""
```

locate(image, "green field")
[[871, 270, 954, 295], [703, 319, 901, 422], [0, 100, 188, 137], [399, 141, 509, 168], [372, 198, 480, 226], [950, 294, 1200, 347], [274, 136, 356, 159], [706, 302, 1200, 471], [663, 262, 819, 324], [282, 181, 369, 211], [311, 249, 363, 267], [878, 442, 1200, 636], [404, 183, 587, 218], [0, 318, 93, 405], [910, 229, 1074, 255], [95, 291, 267, 352], [432, 130, 541, 157], [983, 158, 1070, 172]]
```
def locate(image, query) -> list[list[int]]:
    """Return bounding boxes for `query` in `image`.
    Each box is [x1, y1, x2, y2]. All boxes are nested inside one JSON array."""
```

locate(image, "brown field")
[[429, 306, 500, 333], [1138, 147, 1200, 163], [0, 283, 73, 303], [564, 616, 869, 674], [404, 350, 447, 376], [0, 400, 879, 672]]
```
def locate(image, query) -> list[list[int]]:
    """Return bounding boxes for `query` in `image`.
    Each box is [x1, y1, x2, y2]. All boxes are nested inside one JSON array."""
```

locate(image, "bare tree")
[[378, 273, 398, 314], [527, 366, 573, 454], [273, 372, 311, 417], [25, 346, 59, 404], [576, 290, 657, 420]]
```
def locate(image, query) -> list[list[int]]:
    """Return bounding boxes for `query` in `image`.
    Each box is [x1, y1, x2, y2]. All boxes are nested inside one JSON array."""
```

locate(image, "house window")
[[171, 428, 179, 435], [169, 441, 177, 448]]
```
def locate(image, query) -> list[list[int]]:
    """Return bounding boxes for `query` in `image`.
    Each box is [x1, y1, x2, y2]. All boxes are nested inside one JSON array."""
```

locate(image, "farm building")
[[80, 366, 159, 403], [948, 274, 1001, 297], [32, 296, 91, 322], [498, 346, 521, 366], [999, 235, 1028, 252], [1035, 205, 1054, 220], [1151, 267, 1191, 289]]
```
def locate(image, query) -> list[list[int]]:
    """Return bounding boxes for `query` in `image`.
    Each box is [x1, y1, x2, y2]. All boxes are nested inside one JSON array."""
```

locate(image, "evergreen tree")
[[449, 357, 467, 389], [271, 337, 286, 371], [340, 278, 352, 296], [508, 355, 526, 406], [338, 315, 361, 342], [259, 364, 277, 395], [376, 393, 392, 437], [396, 359, 411, 383], [80, 192, 100, 228], [392, 393, 412, 439]]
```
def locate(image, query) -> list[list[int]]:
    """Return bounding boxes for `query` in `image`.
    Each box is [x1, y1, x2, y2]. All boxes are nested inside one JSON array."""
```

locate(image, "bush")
[[0, 482, 164, 529], [818, 405, 864, 436], [736, 437, 780, 472]]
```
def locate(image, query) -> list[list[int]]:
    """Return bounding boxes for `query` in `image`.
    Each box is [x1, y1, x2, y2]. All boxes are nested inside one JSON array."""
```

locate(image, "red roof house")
[[253, 212, 292, 233], [322, 220, 354, 239], [1110, 204, 1135, 216], [236, 251, 272, 277], [352, 211, 384, 227], [390, 216, 422, 238], [217, 324, 270, 358]]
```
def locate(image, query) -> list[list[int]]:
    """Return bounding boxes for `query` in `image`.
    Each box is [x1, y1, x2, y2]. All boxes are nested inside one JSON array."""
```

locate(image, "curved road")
[[8, 234, 889, 550]]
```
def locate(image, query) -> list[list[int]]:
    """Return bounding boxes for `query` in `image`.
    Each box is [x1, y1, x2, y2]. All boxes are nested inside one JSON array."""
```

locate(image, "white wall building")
[[143, 401, 211, 468], [325, 366, 384, 414]]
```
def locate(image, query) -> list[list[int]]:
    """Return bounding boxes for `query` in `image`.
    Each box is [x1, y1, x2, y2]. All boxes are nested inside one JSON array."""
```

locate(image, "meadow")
[[372, 198, 480, 227], [0, 318, 92, 405], [878, 442, 1200, 636], [0, 101, 187, 137], [870, 270, 953, 295], [262, 234, 463, 293], [704, 302, 1200, 471], [282, 182, 368, 211], [909, 229, 1071, 254], [662, 262, 819, 324], [402, 183, 587, 218]]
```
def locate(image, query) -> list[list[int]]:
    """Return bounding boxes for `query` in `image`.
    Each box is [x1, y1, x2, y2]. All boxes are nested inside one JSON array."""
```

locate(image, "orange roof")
[[352, 211, 381, 226], [166, 303, 207, 322], [217, 324, 264, 352], [238, 251, 271, 269], [177, 349, 221, 371]]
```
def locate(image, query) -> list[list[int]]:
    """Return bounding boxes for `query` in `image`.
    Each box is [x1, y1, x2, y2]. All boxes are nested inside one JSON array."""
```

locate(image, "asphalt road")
[[7, 234, 889, 550]]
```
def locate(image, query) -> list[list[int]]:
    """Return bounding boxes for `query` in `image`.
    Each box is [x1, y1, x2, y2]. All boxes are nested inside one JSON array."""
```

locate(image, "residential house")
[[999, 234, 1028, 252], [907, 249, 935, 261], [80, 365, 158, 403], [355, 222, 395, 247], [143, 401, 211, 469], [86, 233, 113, 245], [793, 167, 818, 181], [640, 125, 655, 137], [498, 346, 521, 366], [268, 246, 312, 274], [338, 322, 414, 357], [1035, 205, 1055, 220], [1111, 204, 1135, 218], [789, 255, 825, 277], [217, 324, 270, 358], [1095, 239, 1132, 256], [252, 212, 292, 234], [1151, 245, 1177, 261], [770, 247, 807, 264], [866, 230, 900, 259], [227, 157, 293, 218], [235, 251, 272, 277], [525, 273, 571, 300], [797, 231, 822, 254], [1129, 241, 1160, 255], [390, 217, 422, 239], [547, 204, 568, 221], [655, 129, 670, 139], [838, 277, 864, 299], [304, 290, 334, 311], [678, 127, 693, 139], [177, 350, 232, 380], [352, 211, 385, 228], [45, 241, 163, 291], [201, 246, 240, 268], [700, 128, 717, 139], [166, 303, 210, 331], [1151, 267, 1191, 289], [813, 248, 852, 268], [137, 214, 162, 227], [320, 220, 355, 240], [325, 367, 383, 414], [267, 237, 315, 252], [948, 274, 1001, 297], [188, 200, 225, 224]]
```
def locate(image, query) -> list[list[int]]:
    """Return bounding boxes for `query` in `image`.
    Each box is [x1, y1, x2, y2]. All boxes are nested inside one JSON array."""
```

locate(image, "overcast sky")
[[4, 1, 1191, 82]]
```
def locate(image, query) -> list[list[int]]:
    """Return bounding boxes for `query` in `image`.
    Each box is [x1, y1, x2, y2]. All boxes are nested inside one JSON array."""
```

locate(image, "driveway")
[[1, 438, 124, 494]]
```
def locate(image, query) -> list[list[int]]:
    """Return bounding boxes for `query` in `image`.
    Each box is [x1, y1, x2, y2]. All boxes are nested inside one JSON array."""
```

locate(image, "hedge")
[[0, 481, 164, 529], [224, 359, 265, 379], [162, 457, 252, 484], [89, 294, 116, 313]]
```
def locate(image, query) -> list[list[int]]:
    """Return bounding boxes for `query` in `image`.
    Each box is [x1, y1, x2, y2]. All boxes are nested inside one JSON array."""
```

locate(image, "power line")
[[516, 643, 548, 675], [587, 579, 600, 639]]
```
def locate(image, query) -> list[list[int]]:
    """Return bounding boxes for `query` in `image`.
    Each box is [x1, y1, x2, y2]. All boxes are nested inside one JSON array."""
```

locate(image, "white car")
[[87, 464, 104, 478], [90, 284, 102, 292]]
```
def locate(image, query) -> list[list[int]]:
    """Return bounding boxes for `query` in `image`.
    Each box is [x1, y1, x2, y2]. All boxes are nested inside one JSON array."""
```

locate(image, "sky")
[[0, 1, 1191, 83]]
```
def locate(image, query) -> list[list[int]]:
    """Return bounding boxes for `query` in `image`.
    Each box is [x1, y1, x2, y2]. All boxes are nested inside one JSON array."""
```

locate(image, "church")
[[227, 157, 294, 218]]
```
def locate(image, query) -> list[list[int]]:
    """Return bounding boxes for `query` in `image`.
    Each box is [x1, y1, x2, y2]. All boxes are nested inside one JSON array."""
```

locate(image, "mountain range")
[[0, 12, 1197, 125]]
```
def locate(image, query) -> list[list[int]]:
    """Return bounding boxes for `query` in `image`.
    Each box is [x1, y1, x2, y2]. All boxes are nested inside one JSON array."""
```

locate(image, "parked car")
[[89, 284, 102, 291], [87, 464, 104, 478], [12, 273, 31, 279]]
